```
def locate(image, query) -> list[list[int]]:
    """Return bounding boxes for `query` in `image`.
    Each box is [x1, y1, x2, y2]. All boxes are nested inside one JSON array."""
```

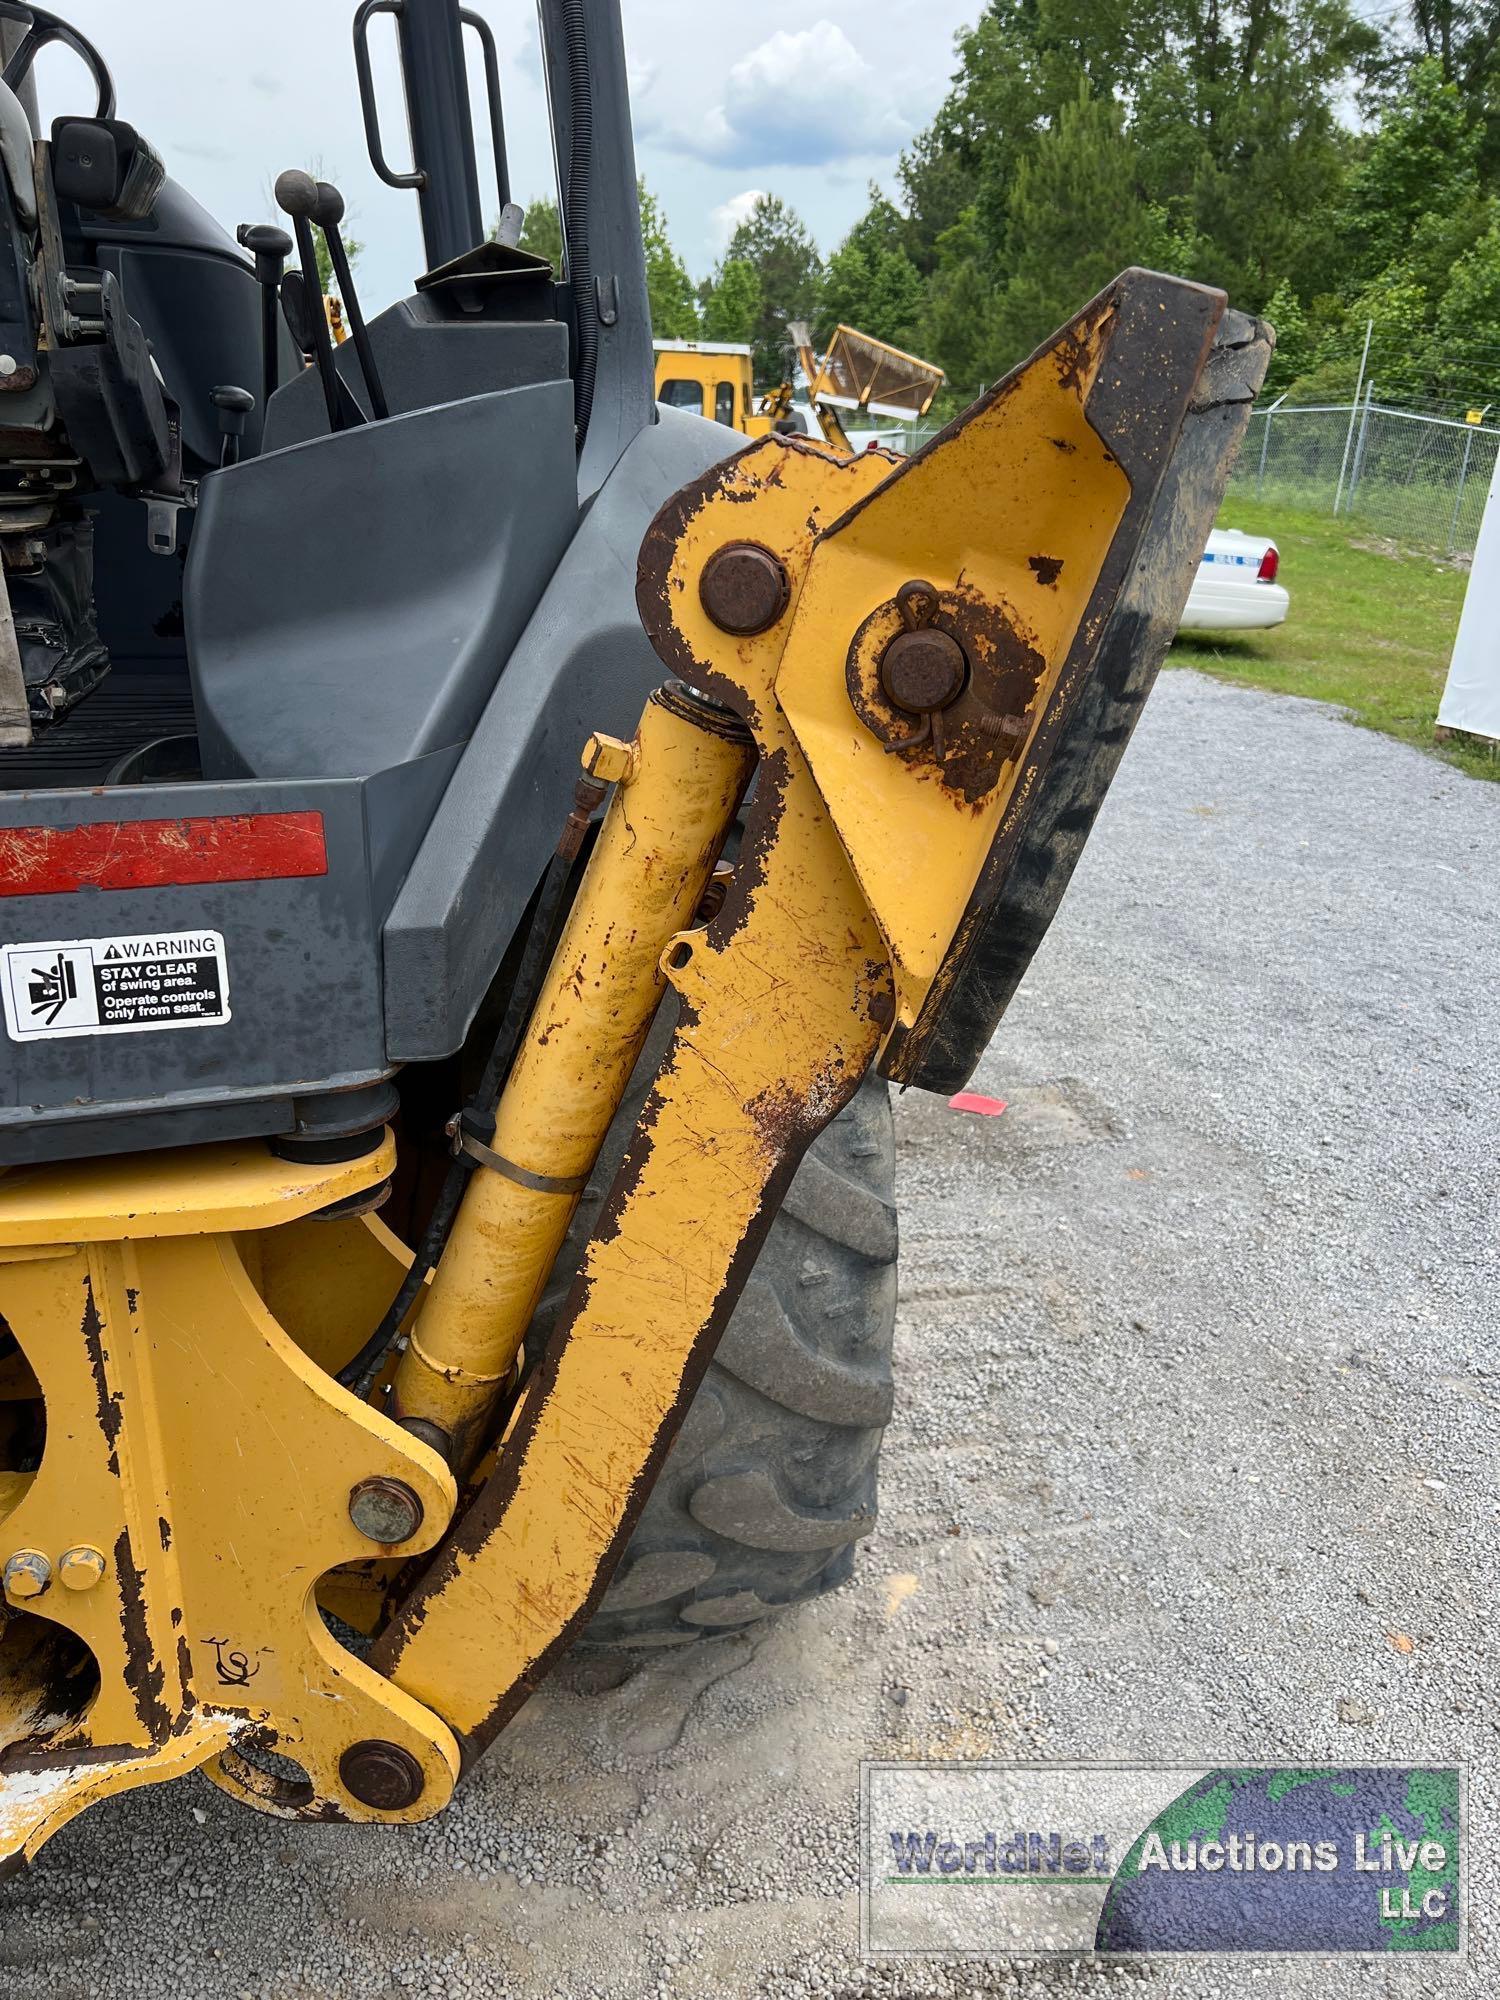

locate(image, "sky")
[[41, 0, 984, 314]]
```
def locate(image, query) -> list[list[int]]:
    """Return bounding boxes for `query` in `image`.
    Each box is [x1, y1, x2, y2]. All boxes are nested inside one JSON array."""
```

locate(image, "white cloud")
[[711, 187, 768, 249], [51, 0, 977, 307], [663, 21, 911, 169]]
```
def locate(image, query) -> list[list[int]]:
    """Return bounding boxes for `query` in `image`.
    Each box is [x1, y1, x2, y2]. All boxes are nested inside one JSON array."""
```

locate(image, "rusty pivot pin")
[[699, 542, 791, 636], [339, 1739, 426, 1811], [877, 579, 968, 755]]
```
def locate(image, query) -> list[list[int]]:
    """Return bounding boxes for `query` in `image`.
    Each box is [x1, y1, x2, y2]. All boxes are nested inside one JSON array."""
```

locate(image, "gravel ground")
[[2, 669, 1495, 1998]]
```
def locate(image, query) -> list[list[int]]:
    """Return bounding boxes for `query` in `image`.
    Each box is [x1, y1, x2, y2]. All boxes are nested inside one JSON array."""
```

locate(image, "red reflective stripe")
[[0, 812, 328, 896]]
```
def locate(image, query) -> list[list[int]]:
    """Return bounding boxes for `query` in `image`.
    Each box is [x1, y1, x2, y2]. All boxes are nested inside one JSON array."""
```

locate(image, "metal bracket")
[[451, 1124, 589, 1197], [0, 1139, 460, 1866], [373, 442, 895, 1759]]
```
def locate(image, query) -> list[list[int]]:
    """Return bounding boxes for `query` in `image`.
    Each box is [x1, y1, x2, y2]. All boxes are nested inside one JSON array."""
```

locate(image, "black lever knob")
[[273, 169, 320, 222], [312, 181, 346, 231], [237, 221, 292, 287], [210, 383, 255, 467], [237, 223, 293, 426]]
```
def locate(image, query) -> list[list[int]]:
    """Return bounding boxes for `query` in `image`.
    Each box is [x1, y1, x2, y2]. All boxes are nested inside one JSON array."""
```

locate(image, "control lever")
[[312, 180, 388, 421], [236, 222, 292, 419], [210, 384, 255, 467], [278, 271, 317, 356], [273, 169, 360, 433]]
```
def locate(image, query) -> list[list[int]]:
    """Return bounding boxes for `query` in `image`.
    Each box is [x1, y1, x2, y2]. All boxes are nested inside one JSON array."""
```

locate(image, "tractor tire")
[[526, 1004, 898, 1651]]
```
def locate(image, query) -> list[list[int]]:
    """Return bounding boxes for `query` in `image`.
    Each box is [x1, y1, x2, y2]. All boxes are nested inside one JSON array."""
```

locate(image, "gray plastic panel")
[[260, 302, 570, 452], [186, 383, 578, 783], [382, 406, 742, 1062], [0, 777, 388, 1162], [100, 243, 286, 468]]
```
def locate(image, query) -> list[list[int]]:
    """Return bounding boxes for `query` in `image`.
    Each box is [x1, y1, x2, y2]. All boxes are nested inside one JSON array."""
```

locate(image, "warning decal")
[[1, 930, 231, 1041]]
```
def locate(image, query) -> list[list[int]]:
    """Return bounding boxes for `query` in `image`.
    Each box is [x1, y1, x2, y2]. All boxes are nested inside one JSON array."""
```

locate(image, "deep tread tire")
[[526, 1005, 897, 1651]]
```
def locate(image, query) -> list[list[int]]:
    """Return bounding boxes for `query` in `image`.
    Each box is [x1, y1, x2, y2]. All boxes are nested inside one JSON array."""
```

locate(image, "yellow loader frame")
[[0, 272, 1270, 1867]]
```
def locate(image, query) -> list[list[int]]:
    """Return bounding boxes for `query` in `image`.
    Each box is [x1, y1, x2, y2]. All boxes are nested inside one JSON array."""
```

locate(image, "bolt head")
[[348, 1476, 424, 1546], [0, 354, 17, 378], [698, 542, 791, 637], [339, 1739, 426, 1812], [581, 732, 637, 785], [879, 626, 968, 715], [4, 1549, 50, 1599], [58, 1545, 106, 1592]]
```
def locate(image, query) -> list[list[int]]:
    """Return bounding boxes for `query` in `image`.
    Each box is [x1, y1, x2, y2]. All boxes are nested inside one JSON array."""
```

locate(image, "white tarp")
[[1439, 458, 1500, 742]]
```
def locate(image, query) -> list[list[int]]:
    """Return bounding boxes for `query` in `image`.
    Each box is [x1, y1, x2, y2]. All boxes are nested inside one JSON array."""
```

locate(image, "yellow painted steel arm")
[[374, 442, 895, 1747], [374, 271, 1271, 1757]]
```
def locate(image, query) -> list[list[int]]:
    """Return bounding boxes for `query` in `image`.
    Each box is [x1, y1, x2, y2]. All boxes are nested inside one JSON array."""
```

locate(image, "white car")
[[1179, 528, 1288, 631]]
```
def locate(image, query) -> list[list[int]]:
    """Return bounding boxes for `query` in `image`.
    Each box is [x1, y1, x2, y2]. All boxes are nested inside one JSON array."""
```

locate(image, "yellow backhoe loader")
[[655, 322, 945, 455], [760, 320, 945, 453], [0, 0, 1270, 1871]]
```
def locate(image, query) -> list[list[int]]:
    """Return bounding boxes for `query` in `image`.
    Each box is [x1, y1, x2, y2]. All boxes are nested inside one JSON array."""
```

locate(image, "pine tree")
[[701, 260, 762, 343], [990, 84, 1175, 366], [719, 195, 824, 383]]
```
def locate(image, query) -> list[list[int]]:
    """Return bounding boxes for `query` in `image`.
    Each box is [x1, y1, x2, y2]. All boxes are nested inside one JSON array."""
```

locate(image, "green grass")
[[1168, 504, 1497, 781]]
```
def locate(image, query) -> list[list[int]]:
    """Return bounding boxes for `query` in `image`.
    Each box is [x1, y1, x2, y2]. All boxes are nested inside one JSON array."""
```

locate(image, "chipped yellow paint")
[[0, 1143, 461, 1867], [0, 1133, 398, 1247], [390, 686, 756, 1469], [774, 310, 1129, 1038], [377, 439, 897, 1745], [0, 280, 1228, 1855]]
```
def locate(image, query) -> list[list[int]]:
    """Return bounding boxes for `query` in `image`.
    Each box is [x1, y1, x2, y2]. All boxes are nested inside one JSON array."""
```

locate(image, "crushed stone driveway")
[[3, 670, 1495, 1999]]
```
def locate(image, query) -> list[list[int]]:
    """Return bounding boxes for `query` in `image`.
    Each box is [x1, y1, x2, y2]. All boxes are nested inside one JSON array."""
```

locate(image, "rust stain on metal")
[[113, 1526, 171, 1744], [698, 542, 791, 636], [1028, 555, 1064, 588], [845, 580, 1046, 805], [376, 412, 908, 1766], [635, 436, 889, 738], [379, 1029, 878, 1766], [177, 1635, 196, 1712], [709, 743, 791, 946], [79, 1277, 123, 1467], [887, 272, 1230, 1087]]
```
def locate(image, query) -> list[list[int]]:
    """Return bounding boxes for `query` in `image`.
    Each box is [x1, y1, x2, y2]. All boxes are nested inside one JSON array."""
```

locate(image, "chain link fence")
[[873, 402, 1497, 561], [1228, 401, 1499, 559]]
